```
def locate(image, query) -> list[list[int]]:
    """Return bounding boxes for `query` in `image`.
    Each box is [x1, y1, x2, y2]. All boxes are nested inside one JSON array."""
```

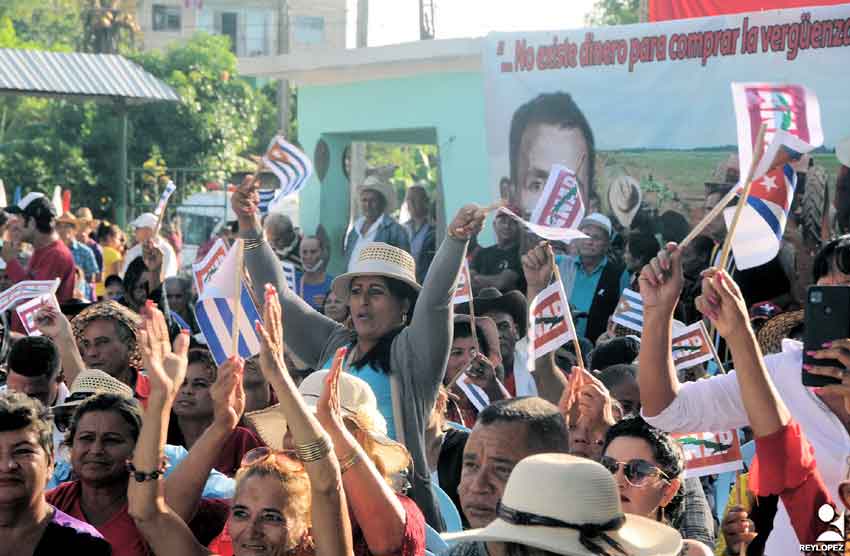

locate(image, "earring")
[[401, 313, 408, 325]]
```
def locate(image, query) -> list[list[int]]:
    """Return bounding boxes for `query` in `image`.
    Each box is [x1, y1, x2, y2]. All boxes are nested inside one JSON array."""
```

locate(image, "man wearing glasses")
[[555, 213, 629, 344]]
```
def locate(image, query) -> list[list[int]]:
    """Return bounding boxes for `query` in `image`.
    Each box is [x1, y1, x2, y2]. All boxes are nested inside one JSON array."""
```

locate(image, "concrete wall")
[[296, 70, 491, 274]]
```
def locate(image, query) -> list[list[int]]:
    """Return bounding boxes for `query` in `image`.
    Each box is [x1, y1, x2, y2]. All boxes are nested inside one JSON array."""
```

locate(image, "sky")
[[346, 0, 596, 47]]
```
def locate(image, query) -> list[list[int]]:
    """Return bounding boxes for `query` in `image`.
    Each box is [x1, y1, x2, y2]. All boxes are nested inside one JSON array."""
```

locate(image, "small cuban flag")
[[262, 135, 314, 210], [257, 189, 277, 215], [154, 181, 177, 217], [723, 163, 796, 270], [612, 289, 644, 333], [195, 239, 263, 366]]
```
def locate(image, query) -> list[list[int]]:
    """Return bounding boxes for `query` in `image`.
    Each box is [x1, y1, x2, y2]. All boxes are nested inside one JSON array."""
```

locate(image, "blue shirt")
[[69, 240, 98, 281], [557, 255, 629, 339], [295, 272, 335, 312]]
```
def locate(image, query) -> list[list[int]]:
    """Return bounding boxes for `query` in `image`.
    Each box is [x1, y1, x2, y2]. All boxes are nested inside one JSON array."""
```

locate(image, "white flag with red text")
[[527, 279, 573, 370], [453, 260, 472, 305], [530, 164, 585, 230]]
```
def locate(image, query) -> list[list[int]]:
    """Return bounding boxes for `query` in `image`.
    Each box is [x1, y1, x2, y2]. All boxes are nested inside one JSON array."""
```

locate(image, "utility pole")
[[419, 0, 434, 40], [277, 0, 290, 137], [351, 0, 369, 221], [356, 0, 368, 48]]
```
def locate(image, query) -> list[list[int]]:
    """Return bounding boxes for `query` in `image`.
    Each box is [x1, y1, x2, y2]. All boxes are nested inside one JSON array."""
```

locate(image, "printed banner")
[[453, 259, 473, 305], [672, 322, 714, 370], [672, 430, 744, 478], [527, 279, 573, 369], [192, 238, 228, 295], [529, 164, 586, 230], [15, 294, 60, 336], [496, 207, 587, 242], [0, 279, 60, 313], [483, 5, 849, 216]]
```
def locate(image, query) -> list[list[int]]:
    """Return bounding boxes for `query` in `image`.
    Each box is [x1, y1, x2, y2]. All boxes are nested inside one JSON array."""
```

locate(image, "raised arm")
[[637, 243, 684, 417], [397, 205, 483, 399], [697, 269, 789, 436], [255, 284, 354, 556], [164, 357, 245, 521], [522, 242, 569, 404], [128, 303, 208, 556], [35, 306, 86, 388], [233, 177, 350, 368]]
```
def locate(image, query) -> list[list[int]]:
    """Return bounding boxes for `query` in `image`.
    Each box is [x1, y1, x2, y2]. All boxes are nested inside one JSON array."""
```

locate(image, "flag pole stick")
[[701, 322, 727, 374], [717, 124, 768, 270], [551, 262, 585, 371], [678, 186, 741, 249], [231, 239, 244, 357], [574, 153, 587, 208]]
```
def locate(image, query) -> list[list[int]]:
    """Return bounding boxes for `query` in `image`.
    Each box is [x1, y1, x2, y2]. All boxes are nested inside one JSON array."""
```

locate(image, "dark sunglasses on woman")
[[599, 456, 669, 487]]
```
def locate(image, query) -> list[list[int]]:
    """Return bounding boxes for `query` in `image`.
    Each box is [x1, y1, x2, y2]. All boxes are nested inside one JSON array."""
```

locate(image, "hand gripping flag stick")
[[552, 261, 585, 371]]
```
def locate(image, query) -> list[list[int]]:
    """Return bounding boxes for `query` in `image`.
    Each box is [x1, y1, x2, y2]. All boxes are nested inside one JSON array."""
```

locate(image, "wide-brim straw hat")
[[332, 243, 420, 302], [245, 370, 411, 475], [454, 314, 503, 368], [358, 176, 398, 214], [75, 207, 101, 227], [444, 453, 682, 556], [756, 309, 804, 355], [607, 175, 642, 228], [56, 212, 79, 228], [53, 369, 134, 414]]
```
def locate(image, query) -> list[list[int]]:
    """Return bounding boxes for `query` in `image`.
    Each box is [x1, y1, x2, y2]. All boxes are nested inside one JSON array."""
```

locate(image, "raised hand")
[[142, 239, 164, 274], [639, 242, 684, 314], [232, 175, 261, 227], [721, 505, 757, 555], [211, 356, 246, 432], [448, 204, 486, 241], [806, 338, 850, 413], [254, 283, 287, 382], [316, 348, 347, 433], [35, 305, 73, 342], [695, 269, 750, 340], [463, 353, 499, 392], [522, 241, 555, 295], [576, 372, 616, 428], [139, 301, 189, 404]]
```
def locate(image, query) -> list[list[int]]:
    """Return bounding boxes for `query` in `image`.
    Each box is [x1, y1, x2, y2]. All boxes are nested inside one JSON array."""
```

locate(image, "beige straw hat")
[[245, 370, 410, 474], [444, 453, 682, 556], [607, 175, 642, 228], [53, 369, 134, 414], [332, 242, 420, 302], [358, 176, 398, 214]]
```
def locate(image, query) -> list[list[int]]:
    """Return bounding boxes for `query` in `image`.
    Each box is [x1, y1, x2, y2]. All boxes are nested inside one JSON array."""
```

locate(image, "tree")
[[585, 0, 641, 26]]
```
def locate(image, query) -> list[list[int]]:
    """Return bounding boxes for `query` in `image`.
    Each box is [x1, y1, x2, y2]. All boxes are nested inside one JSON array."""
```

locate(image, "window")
[[220, 12, 238, 53], [294, 16, 325, 45], [152, 5, 181, 32]]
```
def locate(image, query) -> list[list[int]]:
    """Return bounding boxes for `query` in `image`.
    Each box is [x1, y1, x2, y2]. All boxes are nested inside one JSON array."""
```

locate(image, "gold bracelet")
[[295, 436, 332, 462], [338, 450, 362, 474], [243, 237, 266, 251]]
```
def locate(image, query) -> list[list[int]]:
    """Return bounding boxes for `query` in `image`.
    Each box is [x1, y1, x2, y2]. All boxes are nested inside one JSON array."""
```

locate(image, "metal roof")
[[0, 49, 180, 104]]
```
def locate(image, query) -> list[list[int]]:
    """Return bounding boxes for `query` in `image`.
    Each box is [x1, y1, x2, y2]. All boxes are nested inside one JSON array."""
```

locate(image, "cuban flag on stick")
[[262, 136, 314, 208], [723, 163, 796, 270], [154, 181, 177, 217], [611, 289, 644, 333], [195, 239, 263, 366]]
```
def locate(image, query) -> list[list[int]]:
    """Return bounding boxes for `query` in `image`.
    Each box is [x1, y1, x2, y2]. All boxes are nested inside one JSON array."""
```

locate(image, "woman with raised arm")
[[128, 301, 353, 556], [233, 179, 484, 528], [694, 267, 835, 552]]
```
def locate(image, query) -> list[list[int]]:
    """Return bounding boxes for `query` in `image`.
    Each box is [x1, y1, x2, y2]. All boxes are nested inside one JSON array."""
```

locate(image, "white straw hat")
[[358, 176, 398, 214], [607, 175, 642, 228], [332, 242, 420, 302], [53, 369, 134, 413], [444, 453, 682, 556]]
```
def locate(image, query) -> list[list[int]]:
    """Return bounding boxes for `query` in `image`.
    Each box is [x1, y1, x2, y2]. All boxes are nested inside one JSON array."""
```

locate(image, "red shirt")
[[749, 420, 833, 546], [7, 239, 76, 302], [46, 481, 151, 556], [353, 494, 425, 556], [214, 427, 264, 477]]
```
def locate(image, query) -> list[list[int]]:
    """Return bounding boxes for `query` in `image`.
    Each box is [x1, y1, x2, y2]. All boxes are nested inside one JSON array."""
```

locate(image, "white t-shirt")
[[348, 215, 385, 271], [121, 236, 178, 278], [512, 337, 539, 397], [643, 339, 849, 555]]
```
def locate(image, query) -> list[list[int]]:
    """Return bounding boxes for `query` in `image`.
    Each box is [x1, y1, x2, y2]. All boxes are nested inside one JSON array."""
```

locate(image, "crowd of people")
[[1, 139, 850, 556]]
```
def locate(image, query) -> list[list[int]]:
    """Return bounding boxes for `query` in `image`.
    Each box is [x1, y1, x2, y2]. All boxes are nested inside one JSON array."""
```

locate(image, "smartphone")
[[803, 285, 850, 387]]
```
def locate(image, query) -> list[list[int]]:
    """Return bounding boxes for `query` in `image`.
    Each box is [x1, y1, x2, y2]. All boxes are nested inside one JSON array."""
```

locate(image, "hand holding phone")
[[802, 286, 850, 387]]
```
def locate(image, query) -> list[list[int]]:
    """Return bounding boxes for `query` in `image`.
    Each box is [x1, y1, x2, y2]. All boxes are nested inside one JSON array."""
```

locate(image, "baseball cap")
[[130, 212, 158, 229], [4, 192, 56, 219], [579, 212, 612, 237]]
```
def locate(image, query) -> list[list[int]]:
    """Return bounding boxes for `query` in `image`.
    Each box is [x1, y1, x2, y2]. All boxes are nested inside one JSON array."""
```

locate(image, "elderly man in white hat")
[[121, 212, 178, 278], [344, 176, 411, 270], [555, 213, 629, 344]]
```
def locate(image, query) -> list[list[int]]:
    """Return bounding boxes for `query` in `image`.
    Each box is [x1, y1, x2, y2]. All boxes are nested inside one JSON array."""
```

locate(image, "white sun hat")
[[443, 453, 682, 556], [332, 242, 420, 302]]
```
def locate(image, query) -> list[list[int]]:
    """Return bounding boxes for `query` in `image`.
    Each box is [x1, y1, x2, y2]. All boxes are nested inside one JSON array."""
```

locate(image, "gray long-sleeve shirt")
[[242, 228, 466, 530]]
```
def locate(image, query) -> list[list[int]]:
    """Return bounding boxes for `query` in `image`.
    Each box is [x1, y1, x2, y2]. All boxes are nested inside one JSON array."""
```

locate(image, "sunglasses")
[[599, 456, 669, 487], [240, 446, 302, 470]]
